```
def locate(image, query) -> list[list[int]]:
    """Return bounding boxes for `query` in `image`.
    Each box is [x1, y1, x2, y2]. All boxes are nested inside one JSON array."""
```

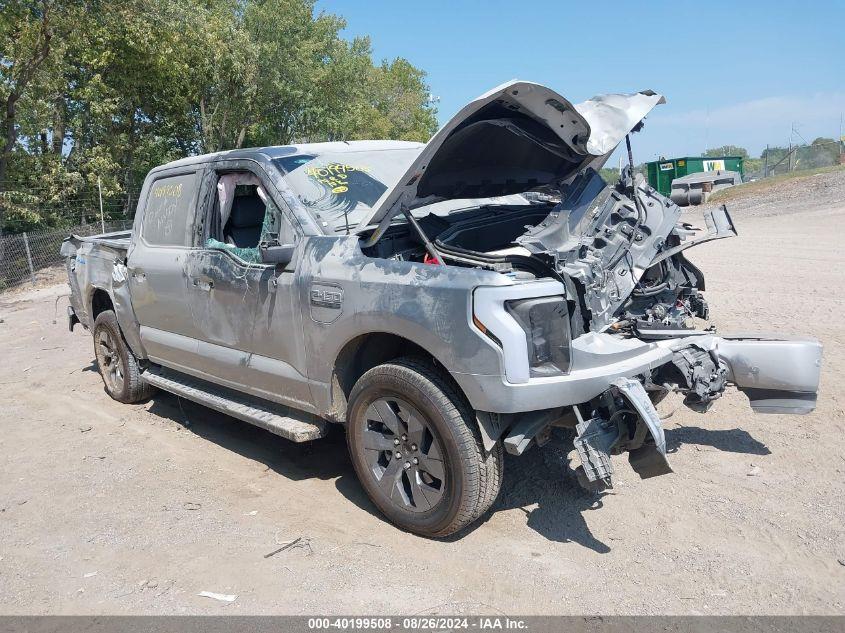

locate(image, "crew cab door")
[[128, 167, 209, 371], [185, 161, 313, 410]]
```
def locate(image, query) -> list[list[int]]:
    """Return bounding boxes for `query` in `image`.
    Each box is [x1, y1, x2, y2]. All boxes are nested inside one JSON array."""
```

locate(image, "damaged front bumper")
[[710, 335, 822, 413], [456, 331, 822, 415], [574, 333, 822, 489], [462, 331, 822, 487], [573, 376, 674, 489]]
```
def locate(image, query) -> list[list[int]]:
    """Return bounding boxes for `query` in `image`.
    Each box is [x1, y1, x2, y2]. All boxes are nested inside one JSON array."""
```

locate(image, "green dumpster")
[[645, 156, 745, 197]]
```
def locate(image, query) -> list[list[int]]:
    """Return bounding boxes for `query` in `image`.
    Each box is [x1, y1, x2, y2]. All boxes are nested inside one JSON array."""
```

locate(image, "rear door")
[[128, 168, 209, 371]]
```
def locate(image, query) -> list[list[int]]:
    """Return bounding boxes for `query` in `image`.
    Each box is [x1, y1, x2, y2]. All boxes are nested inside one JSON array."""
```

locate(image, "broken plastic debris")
[[198, 591, 237, 602], [83, 571, 98, 578]]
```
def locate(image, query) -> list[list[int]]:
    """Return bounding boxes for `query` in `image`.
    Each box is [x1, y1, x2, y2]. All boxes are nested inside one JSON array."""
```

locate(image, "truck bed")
[[61, 230, 135, 334], [67, 230, 132, 251]]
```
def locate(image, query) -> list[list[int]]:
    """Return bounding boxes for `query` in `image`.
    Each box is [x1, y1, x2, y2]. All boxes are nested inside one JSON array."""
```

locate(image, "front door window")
[[205, 172, 280, 264]]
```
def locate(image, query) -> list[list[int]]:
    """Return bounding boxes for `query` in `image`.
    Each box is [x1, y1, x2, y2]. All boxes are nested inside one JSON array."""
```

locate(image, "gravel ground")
[[1, 171, 843, 615], [701, 165, 845, 217]]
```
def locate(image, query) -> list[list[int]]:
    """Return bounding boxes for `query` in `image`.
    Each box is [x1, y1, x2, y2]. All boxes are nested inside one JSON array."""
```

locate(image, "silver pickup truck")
[[62, 81, 822, 537]]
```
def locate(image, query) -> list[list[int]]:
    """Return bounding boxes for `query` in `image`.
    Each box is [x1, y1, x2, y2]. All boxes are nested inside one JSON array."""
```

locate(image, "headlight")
[[472, 281, 570, 384], [505, 296, 571, 376]]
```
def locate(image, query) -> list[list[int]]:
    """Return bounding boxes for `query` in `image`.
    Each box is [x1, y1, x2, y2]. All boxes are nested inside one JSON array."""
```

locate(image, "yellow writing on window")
[[152, 182, 183, 198], [305, 163, 370, 194]]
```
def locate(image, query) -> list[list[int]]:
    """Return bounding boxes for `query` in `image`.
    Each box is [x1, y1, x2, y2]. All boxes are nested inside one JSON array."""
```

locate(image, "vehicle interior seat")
[[224, 192, 266, 248]]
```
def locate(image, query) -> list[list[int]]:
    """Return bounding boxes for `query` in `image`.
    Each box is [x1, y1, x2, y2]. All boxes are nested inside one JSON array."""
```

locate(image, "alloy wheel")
[[360, 396, 446, 513], [95, 328, 124, 394]]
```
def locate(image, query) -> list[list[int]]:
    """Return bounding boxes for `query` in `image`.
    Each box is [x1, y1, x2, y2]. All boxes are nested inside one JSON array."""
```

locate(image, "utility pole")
[[788, 123, 794, 173], [787, 140, 792, 173], [97, 176, 105, 234], [764, 144, 769, 178], [840, 113, 844, 163]]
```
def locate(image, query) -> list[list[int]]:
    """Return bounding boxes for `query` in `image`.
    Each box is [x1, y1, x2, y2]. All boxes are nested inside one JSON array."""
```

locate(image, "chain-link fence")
[[745, 140, 844, 180], [0, 220, 132, 291], [0, 182, 141, 235]]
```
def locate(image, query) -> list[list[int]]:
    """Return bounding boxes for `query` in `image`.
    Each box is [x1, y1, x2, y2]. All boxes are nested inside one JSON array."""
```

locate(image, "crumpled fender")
[[64, 237, 147, 360]]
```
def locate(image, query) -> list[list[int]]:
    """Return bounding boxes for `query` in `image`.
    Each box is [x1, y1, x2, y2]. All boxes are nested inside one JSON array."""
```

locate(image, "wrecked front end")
[[461, 168, 822, 490], [576, 331, 822, 490], [470, 166, 823, 490], [469, 327, 822, 491], [353, 80, 822, 490]]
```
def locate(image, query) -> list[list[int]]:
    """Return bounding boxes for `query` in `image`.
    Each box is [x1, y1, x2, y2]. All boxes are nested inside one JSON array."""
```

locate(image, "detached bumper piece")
[[573, 416, 618, 491], [715, 336, 822, 414], [573, 377, 672, 492]]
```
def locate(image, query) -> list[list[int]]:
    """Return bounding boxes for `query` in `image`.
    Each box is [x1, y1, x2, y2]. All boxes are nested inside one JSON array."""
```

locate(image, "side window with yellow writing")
[[142, 172, 199, 246]]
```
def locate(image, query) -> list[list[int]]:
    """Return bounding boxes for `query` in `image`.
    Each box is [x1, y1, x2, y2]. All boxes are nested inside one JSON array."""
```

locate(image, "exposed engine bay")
[[363, 166, 735, 344]]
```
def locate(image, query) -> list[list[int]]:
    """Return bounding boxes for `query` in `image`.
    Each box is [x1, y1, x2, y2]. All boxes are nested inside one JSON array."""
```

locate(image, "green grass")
[[709, 163, 845, 203]]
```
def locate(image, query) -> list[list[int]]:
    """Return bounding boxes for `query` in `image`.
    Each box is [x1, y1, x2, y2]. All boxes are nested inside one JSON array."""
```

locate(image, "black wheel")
[[92, 310, 155, 404], [346, 358, 503, 537]]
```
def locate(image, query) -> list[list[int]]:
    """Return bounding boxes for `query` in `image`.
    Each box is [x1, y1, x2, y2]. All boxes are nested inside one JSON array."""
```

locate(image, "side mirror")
[[260, 243, 296, 265]]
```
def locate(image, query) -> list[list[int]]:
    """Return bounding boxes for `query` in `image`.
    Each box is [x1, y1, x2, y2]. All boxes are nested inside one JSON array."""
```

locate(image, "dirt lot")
[[1, 169, 844, 615]]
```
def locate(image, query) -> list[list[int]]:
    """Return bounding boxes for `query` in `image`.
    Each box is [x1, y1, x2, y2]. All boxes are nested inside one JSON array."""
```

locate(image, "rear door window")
[[141, 172, 200, 246]]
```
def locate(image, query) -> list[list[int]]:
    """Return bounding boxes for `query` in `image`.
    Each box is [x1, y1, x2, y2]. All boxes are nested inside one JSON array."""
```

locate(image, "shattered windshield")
[[274, 149, 420, 233]]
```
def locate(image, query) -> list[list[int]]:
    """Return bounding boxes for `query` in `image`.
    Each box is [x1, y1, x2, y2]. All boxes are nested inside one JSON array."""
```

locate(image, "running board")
[[142, 366, 328, 442]]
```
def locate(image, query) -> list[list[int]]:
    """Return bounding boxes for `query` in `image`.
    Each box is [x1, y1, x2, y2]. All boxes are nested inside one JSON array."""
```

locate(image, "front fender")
[[298, 235, 510, 388]]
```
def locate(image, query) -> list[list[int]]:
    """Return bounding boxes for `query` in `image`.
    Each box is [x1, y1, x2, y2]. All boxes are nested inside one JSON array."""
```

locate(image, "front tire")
[[346, 358, 503, 537], [92, 310, 155, 403]]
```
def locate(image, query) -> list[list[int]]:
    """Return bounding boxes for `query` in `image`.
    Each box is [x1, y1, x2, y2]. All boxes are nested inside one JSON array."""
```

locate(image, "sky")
[[317, 0, 844, 162]]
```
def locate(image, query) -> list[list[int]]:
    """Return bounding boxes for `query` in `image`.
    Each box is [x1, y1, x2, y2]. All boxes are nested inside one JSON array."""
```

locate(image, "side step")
[[142, 366, 328, 442]]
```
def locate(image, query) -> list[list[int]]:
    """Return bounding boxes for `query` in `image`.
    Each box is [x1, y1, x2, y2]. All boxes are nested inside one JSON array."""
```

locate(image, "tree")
[[599, 167, 620, 183], [703, 145, 749, 159], [0, 0, 438, 233], [191, 2, 437, 150], [798, 137, 840, 169], [0, 0, 58, 233], [365, 58, 439, 141]]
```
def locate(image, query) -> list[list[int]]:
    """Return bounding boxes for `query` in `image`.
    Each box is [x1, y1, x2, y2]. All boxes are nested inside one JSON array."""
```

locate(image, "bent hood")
[[357, 80, 665, 232]]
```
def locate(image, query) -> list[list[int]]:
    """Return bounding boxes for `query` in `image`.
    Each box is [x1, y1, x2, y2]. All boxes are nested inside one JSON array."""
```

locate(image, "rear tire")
[[92, 310, 155, 404], [346, 358, 503, 537]]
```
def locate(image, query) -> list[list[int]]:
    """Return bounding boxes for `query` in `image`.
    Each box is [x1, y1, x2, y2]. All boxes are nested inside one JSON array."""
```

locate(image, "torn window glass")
[[205, 172, 292, 264]]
